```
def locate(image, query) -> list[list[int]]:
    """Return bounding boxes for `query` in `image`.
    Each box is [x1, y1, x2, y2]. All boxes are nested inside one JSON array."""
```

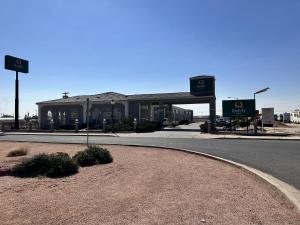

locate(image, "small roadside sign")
[[262, 108, 274, 125]]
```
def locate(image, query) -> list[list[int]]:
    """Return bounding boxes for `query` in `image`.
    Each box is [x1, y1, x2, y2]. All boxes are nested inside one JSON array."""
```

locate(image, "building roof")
[[126, 92, 199, 101], [36, 92, 127, 104], [37, 91, 213, 105], [189, 75, 215, 80]]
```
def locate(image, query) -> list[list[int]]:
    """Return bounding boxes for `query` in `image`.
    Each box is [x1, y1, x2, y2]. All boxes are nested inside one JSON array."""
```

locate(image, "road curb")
[[214, 137, 300, 141], [3, 132, 300, 141], [2, 132, 117, 137]]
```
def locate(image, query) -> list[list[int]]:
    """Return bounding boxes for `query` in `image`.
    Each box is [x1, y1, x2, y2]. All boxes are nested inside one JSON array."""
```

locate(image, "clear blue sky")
[[1, 0, 299, 117]]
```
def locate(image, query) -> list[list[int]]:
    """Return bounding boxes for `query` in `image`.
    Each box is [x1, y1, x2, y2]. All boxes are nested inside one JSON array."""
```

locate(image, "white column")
[[38, 105, 42, 129], [123, 101, 129, 118], [150, 104, 154, 121], [138, 103, 141, 121], [82, 101, 92, 124], [82, 102, 87, 123]]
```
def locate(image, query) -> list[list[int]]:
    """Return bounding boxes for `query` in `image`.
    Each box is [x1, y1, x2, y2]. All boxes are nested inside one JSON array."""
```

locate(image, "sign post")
[[15, 71, 19, 129], [4, 55, 29, 129]]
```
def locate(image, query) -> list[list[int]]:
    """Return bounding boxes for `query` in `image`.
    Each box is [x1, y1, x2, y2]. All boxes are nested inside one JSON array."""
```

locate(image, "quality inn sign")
[[5, 55, 29, 73], [222, 99, 256, 117], [190, 76, 215, 96]]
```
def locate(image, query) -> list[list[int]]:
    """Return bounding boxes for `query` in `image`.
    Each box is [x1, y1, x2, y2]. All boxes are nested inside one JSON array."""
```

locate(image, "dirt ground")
[[0, 141, 299, 225]]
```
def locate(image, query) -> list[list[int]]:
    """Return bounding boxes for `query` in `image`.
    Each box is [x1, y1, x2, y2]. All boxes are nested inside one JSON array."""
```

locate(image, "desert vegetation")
[[6, 147, 29, 157]]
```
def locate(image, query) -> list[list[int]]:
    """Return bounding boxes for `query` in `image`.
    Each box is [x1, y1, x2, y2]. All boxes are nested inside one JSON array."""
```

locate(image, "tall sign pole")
[[4, 55, 29, 130], [15, 71, 19, 129]]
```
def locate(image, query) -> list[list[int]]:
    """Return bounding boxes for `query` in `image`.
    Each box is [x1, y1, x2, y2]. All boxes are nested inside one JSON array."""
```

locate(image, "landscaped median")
[[0, 141, 299, 225]]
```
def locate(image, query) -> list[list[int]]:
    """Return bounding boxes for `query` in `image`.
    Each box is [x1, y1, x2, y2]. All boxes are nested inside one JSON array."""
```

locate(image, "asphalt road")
[[0, 134, 299, 190]]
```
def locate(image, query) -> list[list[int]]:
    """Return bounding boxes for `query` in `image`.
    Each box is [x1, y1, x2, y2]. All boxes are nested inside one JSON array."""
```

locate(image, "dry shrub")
[[6, 147, 29, 157]]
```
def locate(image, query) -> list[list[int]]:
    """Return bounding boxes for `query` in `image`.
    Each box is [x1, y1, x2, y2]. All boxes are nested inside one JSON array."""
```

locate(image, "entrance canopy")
[[126, 92, 214, 105]]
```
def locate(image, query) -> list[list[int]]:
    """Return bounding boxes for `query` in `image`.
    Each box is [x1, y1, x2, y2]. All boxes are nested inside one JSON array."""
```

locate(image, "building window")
[[47, 110, 53, 121], [140, 104, 151, 120], [59, 112, 66, 125]]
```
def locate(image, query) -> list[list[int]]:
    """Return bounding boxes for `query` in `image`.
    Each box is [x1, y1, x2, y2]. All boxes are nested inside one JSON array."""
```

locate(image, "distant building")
[[0, 118, 26, 130], [291, 109, 300, 123], [283, 112, 291, 123]]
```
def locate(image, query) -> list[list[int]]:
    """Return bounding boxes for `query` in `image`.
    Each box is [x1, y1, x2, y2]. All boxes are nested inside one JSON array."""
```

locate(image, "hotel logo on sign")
[[190, 76, 215, 96], [234, 101, 244, 109], [196, 80, 206, 89]]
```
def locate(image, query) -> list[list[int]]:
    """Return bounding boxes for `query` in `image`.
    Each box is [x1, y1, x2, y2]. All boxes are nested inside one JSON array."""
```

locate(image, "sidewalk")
[[3, 131, 117, 137], [3, 130, 300, 140], [120, 131, 300, 140]]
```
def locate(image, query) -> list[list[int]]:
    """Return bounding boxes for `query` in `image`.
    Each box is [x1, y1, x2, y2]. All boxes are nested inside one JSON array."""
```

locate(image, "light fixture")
[[254, 87, 270, 99], [227, 96, 238, 100]]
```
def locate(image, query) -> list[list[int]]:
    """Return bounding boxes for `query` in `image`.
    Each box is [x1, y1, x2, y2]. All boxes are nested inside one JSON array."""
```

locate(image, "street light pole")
[[253, 87, 270, 134], [254, 87, 270, 109]]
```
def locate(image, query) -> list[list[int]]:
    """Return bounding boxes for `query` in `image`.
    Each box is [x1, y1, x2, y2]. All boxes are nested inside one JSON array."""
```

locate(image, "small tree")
[[1, 114, 14, 118]]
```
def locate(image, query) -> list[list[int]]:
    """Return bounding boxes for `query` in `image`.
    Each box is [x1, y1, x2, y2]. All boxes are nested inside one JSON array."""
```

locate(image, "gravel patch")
[[0, 141, 299, 225]]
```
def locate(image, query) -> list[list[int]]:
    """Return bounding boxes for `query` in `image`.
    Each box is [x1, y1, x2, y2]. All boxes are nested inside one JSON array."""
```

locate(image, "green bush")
[[240, 121, 250, 128], [72, 145, 113, 167], [232, 119, 243, 127], [105, 117, 134, 131], [106, 123, 133, 132], [11, 152, 78, 178], [104, 118, 162, 132], [7, 148, 29, 157], [46, 152, 79, 177], [200, 122, 208, 133], [136, 121, 161, 132]]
